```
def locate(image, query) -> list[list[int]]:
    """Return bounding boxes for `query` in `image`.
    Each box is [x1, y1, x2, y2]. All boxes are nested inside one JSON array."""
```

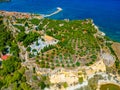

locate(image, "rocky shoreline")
[[0, 10, 120, 90]]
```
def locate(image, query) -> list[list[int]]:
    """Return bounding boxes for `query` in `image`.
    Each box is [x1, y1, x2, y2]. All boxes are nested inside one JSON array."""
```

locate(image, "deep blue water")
[[0, 0, 120, 42]]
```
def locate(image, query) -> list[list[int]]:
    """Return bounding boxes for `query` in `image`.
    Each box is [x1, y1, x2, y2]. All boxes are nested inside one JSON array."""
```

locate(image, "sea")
[[0, 0, 120, 42]]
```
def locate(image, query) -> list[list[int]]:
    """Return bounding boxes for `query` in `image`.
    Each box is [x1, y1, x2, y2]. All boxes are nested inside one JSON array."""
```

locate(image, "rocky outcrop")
[[112, 42, 120, 61]]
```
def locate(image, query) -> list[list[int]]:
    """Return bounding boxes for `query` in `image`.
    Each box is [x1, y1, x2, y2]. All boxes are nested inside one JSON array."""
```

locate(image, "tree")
[[20, 82, 32, 90], [78, 77, 83, 84], [23, 32, 40, 47], [12, 82, 19, 90], [4, 75, 12, 87], [38, 81, 46, 89], [51, 66, 55, 70], [72, 64, 75, 67], [0, 24, 13, 52], [63, 82, 68, 88], [76, 62, 80, 66], [14, 25, 25, 32], [17, 31, 27, 42], [33, 67, 36, 73], [0, 80, 4, 89], [10, 42, 20, 56], [2, 56, 21, 74], [32, 75, 37, 80], [25, 22, 29, 27], [30, 18, 40, 25], [11, 71, 22, 83], [62, 64, 64, 67]]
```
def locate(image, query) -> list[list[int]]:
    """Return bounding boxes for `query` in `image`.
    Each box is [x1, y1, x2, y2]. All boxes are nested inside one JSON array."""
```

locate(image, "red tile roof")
[[1, 55, 9, 60]]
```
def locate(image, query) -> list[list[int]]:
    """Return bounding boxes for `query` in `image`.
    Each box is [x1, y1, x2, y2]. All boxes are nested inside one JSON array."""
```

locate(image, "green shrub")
[[76, 62, 80, 66]]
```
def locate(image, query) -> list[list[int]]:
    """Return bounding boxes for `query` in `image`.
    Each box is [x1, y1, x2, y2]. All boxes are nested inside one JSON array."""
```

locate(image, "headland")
[[0, 10, 120, 90]]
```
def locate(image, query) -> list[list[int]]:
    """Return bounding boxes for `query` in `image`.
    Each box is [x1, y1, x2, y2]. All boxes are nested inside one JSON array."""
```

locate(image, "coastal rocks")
[[92, 22, 106, 37], [101, 53, 115, 67]]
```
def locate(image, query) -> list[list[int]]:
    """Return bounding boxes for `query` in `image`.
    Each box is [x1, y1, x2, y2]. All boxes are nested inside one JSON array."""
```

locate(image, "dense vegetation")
[[0, 56, 32, 90], [31, 18, 100, 68], [13, 17, 101, 69], [0, 17, 20, 56], [0, 19, 13, 53], [0, 16, 32, 90], [0, 14, 120, 90], [17, 31, 40, 47]]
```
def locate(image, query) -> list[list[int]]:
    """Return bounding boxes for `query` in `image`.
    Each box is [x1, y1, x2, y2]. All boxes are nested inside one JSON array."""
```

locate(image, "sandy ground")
[[50, 71, 78, 85], [85, 59, 106, 76]]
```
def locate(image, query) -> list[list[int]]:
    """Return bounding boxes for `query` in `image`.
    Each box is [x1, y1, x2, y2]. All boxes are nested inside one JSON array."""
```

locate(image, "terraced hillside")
[[0, 14, 120, 90], [0, 15, 117, 68], [36, 19, 101, 68]]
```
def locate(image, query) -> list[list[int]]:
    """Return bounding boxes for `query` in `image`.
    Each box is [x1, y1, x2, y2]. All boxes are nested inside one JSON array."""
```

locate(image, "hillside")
[[0, 12, 120, 90]]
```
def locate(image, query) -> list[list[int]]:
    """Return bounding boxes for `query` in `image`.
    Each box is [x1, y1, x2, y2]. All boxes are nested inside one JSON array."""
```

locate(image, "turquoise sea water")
[[0, 0, 120, 42]]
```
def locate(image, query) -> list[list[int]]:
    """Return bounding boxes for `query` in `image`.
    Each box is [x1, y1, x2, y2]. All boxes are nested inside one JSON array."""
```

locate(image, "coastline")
[[0, 10, 120, 90], [0, 7, 63, 19], [0, 0, 120, 43], [0, 10, 43, 19]]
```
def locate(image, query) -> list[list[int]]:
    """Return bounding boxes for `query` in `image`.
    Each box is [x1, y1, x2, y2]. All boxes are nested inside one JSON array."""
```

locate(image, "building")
[[1, 55, 10, 60]]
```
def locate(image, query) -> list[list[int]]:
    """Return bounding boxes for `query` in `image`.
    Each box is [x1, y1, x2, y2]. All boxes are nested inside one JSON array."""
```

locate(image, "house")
[[0, 55, 10, 66], [1, 55, 10, 60]]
